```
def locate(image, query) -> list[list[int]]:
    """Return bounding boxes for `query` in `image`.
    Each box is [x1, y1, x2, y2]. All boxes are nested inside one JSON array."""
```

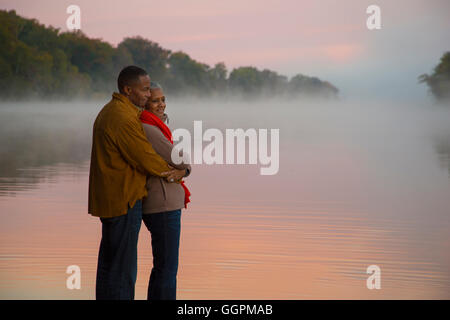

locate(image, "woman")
[[139, 82, 191, 300]]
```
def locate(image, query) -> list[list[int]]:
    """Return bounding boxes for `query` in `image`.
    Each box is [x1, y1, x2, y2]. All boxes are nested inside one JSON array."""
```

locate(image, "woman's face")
[[146, 88, 166, 119]]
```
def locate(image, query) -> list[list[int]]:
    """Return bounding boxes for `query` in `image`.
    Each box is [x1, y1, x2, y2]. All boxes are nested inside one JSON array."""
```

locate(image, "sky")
[[1, 0, 449, 100]]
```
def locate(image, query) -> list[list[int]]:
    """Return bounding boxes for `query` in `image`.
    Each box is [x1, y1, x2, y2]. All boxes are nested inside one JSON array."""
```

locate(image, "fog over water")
[[0, 97, 449, 299]]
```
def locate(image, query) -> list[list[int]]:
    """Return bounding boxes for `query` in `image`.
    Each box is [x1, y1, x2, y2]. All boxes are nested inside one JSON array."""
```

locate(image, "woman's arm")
[[142, 123, 191, 175]]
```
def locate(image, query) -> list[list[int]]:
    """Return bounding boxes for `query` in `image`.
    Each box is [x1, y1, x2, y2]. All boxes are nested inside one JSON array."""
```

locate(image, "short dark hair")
[[117, 66, 148, 94]]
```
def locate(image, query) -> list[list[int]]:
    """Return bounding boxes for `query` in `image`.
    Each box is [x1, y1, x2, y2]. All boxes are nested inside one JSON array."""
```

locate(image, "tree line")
[[0, 9, 340, 100], [419, 51, 450, 103]]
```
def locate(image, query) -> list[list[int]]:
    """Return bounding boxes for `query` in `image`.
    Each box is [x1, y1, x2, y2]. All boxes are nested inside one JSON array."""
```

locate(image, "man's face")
[[125, 75, 151, 108]]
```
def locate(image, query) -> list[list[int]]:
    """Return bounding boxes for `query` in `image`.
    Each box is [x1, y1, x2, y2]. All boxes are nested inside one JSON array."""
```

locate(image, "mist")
[[1, 96, 449, 186], [1, 96, 450, 298], [2, 0, 450, 300]]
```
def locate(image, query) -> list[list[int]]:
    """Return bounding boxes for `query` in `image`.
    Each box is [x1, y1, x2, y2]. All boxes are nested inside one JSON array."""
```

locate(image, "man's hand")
[[161, 165, 186, 183]]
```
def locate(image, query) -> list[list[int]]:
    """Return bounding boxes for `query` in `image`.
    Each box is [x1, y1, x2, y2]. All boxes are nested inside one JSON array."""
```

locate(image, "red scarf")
[[140, 110, 191, 208]]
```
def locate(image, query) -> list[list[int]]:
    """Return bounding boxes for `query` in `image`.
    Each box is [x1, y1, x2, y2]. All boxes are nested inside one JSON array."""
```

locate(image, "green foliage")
[[419, 52, 450, 102], [229, 67, 264, 95], [165, 51, 213, 95], [118, 36, 170, 84], [229, 67, 339, 99], [288, 74, 338, 98], [59, 30, 118, 93], [0, 9, 339, 100], [208, 62, 228, 95], [228, 66, 290, 97], [0, 10, 91, 99]]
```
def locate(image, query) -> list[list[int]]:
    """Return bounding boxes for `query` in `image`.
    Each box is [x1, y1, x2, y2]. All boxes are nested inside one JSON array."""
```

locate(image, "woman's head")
[[145, 82, 166, 120]]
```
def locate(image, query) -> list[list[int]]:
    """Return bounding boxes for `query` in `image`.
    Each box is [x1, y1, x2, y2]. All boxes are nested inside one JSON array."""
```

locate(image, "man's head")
[[117, 66, 151, 108]]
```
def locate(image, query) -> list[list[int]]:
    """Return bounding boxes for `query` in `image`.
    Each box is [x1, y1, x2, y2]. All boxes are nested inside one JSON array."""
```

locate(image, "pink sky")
[[1, 0, 449, 99]]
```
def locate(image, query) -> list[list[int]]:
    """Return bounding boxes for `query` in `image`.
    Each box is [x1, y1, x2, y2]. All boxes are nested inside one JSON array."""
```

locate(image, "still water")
[[0, 98, 449, 299]]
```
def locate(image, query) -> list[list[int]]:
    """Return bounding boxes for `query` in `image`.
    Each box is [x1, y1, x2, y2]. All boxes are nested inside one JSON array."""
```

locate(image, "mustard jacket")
[[88, 93, 169, 218]]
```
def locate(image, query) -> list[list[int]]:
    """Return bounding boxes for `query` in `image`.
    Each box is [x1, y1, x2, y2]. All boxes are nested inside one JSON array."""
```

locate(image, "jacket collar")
[[112, 92, 143, 114]]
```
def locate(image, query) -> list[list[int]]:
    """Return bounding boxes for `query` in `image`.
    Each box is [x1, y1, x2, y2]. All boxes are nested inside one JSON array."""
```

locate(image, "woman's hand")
[[164, 165, 186, 182]]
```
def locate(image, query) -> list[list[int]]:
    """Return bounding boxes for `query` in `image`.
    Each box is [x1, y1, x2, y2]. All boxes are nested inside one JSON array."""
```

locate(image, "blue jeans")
[[142, 209, 182, 300], [96, 200, 142, 300]]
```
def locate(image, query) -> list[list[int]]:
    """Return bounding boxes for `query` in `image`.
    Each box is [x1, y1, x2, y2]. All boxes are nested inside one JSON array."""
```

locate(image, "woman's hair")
[[150, 81, 163, 90]]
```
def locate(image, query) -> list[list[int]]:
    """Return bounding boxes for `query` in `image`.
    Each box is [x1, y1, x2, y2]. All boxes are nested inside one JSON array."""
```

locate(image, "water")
[[0, 98, 449, 299]]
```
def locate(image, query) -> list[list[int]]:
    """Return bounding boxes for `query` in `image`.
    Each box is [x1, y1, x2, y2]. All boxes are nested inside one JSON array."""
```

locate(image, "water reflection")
[[433, 134, 450, 178], [0, 100, 449, 299], [0, 102, 97, 195]]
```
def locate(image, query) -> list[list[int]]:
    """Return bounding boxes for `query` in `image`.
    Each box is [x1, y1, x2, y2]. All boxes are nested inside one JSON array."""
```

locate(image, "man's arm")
[[114, 119, 171, 177]]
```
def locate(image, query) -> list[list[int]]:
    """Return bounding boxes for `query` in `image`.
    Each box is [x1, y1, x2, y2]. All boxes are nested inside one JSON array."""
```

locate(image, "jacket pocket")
[[159, 178, 167, 201]]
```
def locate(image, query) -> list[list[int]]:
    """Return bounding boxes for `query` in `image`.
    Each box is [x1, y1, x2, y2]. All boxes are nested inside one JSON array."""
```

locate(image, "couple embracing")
[[88, 66, 191, 300]]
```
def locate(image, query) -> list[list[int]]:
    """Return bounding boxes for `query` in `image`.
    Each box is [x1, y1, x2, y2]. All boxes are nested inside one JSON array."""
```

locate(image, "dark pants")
[[96, 200, 142, 300], [142, 209, 182, 300]]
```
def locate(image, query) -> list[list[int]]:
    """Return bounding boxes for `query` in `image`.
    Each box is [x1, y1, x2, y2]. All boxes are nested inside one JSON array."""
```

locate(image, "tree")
[[228, 66, 288, 97], [0, 9, 340, 100], [260, 69, 288, 96], [59, 30, 117, 94], [288, 74, 338, 98], [165, 51, 212, 96], [419, 52, 450, 102], [229, 66, 263, 96], [208, 62, 228, 95], [118, 36, 170, 82]]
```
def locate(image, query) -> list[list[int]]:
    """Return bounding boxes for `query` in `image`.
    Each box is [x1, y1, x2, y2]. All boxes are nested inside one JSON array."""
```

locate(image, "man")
[[88, 65, 185, 300]]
